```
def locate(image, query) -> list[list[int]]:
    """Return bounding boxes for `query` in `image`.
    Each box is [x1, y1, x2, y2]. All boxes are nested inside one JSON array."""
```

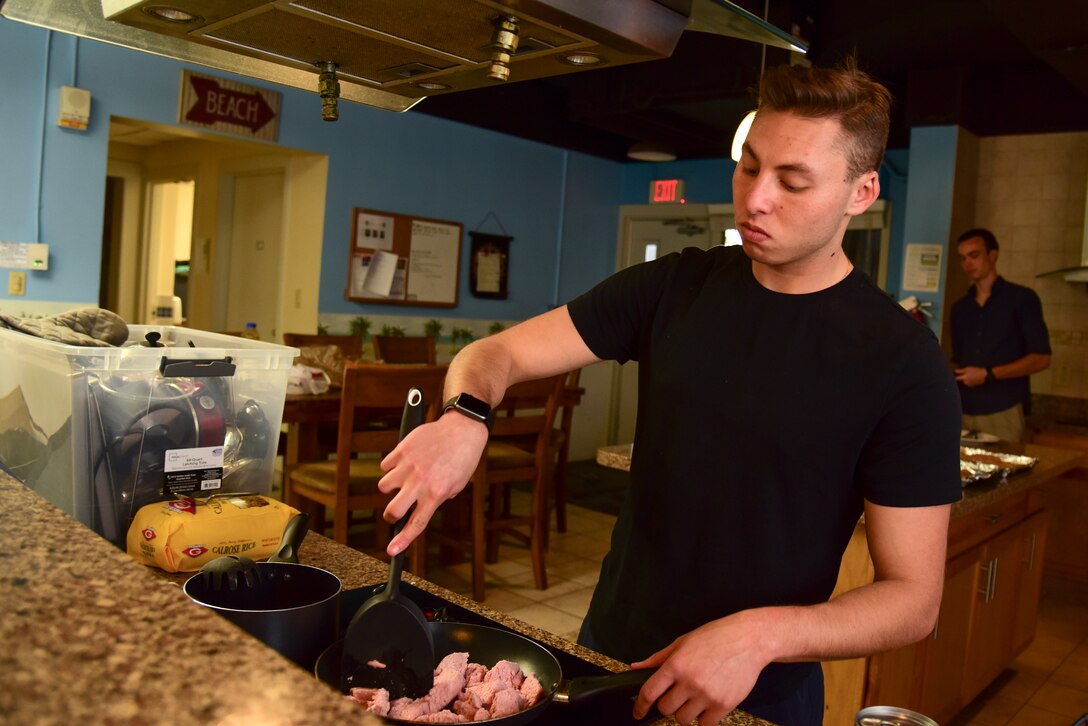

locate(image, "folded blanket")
[[0, 307, 129, 347]]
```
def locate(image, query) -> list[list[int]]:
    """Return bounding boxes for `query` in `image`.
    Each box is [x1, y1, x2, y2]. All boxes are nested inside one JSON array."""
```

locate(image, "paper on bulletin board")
[[351, 251, 406, 298], [355, 212, 395, 251], [902, 243, 943, 292], [407, 220, 459, 304]]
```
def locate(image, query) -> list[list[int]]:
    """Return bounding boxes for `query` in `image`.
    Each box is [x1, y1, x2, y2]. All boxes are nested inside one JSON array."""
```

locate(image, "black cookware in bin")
[[184, 511, 341, 670], [316, 621, 653, 725]]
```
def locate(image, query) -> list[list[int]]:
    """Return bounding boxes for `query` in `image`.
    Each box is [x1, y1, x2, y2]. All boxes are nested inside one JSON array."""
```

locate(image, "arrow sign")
[[179, 70, 281, 141]]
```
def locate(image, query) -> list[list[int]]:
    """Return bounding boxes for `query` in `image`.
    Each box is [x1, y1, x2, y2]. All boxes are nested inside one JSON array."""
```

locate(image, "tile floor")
[[419, 490, 615, 643], [415, 492, 1088, 726]]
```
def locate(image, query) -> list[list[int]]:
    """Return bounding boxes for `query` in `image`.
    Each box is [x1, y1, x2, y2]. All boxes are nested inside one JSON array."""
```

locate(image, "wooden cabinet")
[[961, 518, 1024, 698], [914, 548, 975, 722], [1011, 511, 1048, 654], [825, 497, 1051, 725], [1028, 429, 1087, 581]]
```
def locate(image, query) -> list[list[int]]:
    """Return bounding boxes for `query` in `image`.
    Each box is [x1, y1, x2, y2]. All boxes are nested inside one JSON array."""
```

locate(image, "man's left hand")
[[630, 612, 768, 725]]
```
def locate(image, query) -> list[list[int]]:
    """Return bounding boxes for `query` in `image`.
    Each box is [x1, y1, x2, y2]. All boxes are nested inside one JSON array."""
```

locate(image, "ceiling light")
[[731, 0, 768, 163], [415, 82, 451, 91], [627, 142, 677, 162], [730, 110, 756, 161], [142, 6, 198, 23], [559, 52, 604, 66]]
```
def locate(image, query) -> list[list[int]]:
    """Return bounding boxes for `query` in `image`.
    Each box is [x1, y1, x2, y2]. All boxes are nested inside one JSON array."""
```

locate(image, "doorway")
[[221, 170, 284, 337], [609, 204, 729, 444], [103, 117, 328, 338], [144, 179, 194, 324]]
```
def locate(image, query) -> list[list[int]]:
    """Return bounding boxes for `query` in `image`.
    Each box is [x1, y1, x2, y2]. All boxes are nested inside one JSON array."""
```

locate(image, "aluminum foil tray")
[[960, 459, 1001, 486], [959, 447, 1037, 486]]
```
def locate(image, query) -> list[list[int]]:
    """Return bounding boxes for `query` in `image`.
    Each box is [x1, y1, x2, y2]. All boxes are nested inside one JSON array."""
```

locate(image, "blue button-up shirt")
[[950, 276, 1051, 415]]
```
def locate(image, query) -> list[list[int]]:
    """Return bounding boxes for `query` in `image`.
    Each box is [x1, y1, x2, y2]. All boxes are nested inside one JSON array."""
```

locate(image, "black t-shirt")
[[567, 245, 962, 704], [950, 276, 1051, 415]]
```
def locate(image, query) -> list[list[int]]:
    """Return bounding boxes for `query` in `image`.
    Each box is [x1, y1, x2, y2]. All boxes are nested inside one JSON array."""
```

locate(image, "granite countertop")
[[0, 470, 769, 726], [597, 442, 1086, 518]]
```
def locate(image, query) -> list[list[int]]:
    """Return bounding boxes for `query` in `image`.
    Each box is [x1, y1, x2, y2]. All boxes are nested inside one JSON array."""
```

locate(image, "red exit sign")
[[649, 178, 685, 203]]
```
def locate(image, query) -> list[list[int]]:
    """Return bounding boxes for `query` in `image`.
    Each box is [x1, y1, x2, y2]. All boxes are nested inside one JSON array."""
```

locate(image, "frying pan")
[[316, 621, 652, 725]]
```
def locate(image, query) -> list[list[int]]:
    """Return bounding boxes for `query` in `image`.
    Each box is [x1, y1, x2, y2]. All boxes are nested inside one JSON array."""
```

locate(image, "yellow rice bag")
[[127, 494, 299, 572]]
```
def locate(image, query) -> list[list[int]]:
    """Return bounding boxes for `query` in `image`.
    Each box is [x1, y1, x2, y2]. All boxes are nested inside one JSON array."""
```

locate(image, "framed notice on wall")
[[346, 208, 462, 307]]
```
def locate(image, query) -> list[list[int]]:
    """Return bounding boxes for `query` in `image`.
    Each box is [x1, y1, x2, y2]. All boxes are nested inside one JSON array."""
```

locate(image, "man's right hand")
[[954, 366, 987, 387], [377, 411, 490, 556]]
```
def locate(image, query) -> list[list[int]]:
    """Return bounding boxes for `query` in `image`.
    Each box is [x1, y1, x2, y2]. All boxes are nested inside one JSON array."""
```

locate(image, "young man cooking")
[[377, 61, 962, 725]]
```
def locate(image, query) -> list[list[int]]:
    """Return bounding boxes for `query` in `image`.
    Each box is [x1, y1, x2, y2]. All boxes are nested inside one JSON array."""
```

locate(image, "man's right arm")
[[378, 305, 601, 555]]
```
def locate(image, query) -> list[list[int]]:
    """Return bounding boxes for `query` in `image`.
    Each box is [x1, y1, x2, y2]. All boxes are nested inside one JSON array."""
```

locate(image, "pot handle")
[[555, 668, 654, 704]]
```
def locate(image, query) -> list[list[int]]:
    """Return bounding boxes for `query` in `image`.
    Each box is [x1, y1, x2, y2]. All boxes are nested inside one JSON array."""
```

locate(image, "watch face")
[[455, 393, 491, 419]]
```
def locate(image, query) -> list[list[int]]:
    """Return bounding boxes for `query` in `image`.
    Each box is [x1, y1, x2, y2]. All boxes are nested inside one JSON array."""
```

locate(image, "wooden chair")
[[433, 374, 564, 602], [286, 363, 447, 575], [283, 332, 363, 360], [551, 368, 583, 537], [280, 333, 366, 466], [372, 335, 437, 365]]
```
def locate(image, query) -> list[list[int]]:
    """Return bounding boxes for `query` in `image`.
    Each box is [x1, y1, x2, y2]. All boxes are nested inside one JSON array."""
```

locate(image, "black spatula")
[[340, 388, 435, 698]]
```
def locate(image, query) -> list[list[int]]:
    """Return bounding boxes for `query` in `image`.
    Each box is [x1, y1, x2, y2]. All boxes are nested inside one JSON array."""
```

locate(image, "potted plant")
[[424, 319, 444, 340], [349, 316, 371, 342], [450, 326, 475, 354]]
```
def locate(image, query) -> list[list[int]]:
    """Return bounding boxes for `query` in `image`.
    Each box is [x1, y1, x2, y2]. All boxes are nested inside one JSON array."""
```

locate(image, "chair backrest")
[[336, 363, 447, 462], [493, 375, 565, 456], [283, 333, 364, 360], [371, 335, 437, 365]]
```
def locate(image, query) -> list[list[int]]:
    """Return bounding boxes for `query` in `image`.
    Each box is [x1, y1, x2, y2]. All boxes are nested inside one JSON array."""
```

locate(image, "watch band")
[[443, 393, 495, 431], [985, 367, 997, 383]]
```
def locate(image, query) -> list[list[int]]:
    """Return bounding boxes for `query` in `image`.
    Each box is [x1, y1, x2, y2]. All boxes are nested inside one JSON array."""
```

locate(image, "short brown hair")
[[758, 59, 891, 179], [957, 227, 999, 253]]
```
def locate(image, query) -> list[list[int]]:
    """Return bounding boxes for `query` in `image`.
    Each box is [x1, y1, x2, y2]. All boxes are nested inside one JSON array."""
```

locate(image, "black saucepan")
[[183, 518, 341, 671], [316, 621, 652, 726]]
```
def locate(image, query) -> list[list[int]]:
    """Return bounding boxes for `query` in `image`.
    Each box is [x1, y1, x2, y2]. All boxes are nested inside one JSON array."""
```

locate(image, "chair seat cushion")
[[290, 458, 384, 495], [485, 440, 536, 469]]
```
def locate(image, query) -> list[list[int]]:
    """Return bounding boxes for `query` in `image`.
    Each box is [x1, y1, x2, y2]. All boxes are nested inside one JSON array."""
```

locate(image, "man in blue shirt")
[[951, 228, 1051, 443]]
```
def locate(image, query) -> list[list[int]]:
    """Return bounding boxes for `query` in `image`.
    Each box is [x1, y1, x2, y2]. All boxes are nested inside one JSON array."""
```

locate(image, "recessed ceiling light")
[[142, 6, 199, 23], [559, 52, 604, 66], [627, 142, 676, 162], [415, 82, 451, 91]]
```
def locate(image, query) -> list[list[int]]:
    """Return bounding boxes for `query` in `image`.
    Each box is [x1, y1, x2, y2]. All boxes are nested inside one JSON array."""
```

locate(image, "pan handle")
[[554, 668, 654, 704]]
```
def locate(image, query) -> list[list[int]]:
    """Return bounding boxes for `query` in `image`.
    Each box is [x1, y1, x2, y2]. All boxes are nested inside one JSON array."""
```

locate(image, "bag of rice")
[[127, 493, 300, 572]]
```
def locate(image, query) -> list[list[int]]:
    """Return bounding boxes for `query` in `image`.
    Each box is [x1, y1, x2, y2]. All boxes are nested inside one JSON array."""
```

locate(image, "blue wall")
[[896, 126, 959, 337], [0, 22, 623, 320]]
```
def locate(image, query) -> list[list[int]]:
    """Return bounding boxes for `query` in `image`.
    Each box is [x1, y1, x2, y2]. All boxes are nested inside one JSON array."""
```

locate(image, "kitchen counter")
[[596, 442, 1086, 518], [0, 469, 769, 726]]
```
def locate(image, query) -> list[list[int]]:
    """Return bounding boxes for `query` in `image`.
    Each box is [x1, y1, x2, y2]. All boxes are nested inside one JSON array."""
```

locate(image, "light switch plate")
[[8, 271, 26, 296]]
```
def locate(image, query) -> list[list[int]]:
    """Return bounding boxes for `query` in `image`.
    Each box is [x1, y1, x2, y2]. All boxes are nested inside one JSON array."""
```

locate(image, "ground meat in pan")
[[344, 652, 545, 722]]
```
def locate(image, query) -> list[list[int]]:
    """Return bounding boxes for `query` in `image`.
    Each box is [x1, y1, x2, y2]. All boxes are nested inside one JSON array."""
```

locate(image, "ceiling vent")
[[2, 0, 805, 116]]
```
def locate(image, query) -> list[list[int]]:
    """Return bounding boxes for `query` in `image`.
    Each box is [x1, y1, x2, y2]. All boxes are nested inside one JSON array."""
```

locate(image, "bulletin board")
[[346, 208, 462, 308]]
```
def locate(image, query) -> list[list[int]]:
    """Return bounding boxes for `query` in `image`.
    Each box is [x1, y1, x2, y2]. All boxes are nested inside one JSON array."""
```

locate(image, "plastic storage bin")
[[0, 325, 297, 547]]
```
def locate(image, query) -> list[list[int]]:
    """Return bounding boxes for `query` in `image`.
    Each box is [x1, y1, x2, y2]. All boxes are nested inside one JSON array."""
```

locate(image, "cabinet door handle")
[[988, 557, 999, 603], [932, 613, 940, 640], [978, 560, 992, 599], [985, 514, 1002, 524], [1026, 533, 1037, 571]]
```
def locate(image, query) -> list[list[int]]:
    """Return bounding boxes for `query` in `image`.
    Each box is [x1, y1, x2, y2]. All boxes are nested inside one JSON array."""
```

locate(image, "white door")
[[224, 171, 284, 338], [142, 179, 195, 324], [611, 209, 716, 444]]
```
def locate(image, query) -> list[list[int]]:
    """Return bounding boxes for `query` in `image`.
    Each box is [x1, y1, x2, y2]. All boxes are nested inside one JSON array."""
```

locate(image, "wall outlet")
[[8, 271, 26, 296]]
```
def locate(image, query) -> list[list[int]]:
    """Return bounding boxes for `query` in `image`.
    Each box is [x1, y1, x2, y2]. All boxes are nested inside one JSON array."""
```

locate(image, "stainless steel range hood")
[[1, 0, 806, 115]]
